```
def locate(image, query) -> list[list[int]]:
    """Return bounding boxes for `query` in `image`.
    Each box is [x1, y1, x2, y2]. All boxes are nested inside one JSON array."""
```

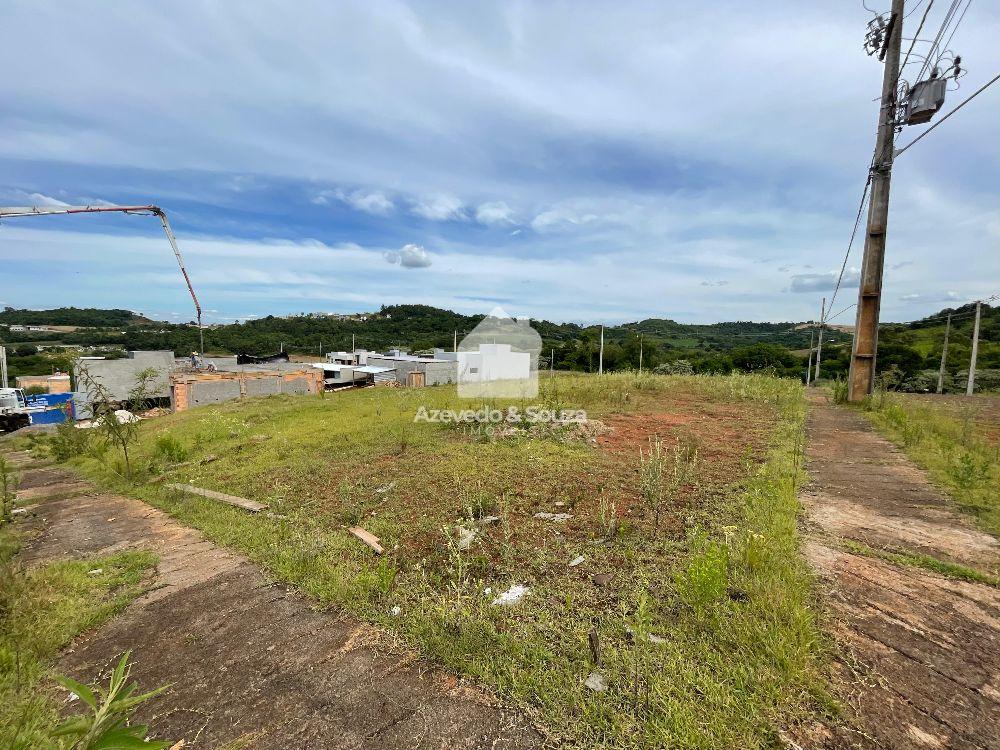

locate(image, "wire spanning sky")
[[0, 1, 997, 325]]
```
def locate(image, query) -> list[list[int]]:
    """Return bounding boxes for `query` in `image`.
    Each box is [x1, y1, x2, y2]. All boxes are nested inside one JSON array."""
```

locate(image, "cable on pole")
[[900, 0, 935, 71], [828, 164, 874, 315]]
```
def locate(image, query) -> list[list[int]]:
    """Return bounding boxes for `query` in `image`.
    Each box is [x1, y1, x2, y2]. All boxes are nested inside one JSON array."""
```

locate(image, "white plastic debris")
[[11, 508, 27, 516], [93, 409, 139, 427], [492, 583, 529, 606], [568, 555, 586, 567], [584, 672, 607, 693], [87, 568, 103, 576], [534, 512, 573, 522], [390, 605, 401, 617], [648, 634, 666, 645], [374, 482, 396, 495], [456, 526, 477, 551]]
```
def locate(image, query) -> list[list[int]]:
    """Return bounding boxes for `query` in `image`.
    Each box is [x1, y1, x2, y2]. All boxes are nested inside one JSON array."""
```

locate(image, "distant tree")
[[730, 343, 798, 373]]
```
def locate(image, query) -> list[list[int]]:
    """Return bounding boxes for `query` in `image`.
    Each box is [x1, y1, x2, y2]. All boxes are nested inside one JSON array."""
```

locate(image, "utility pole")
[[806, 329, 815, 385], [0, 345, 8, 388], [352, 333, 356, 352], [453, 330, 457, 352], [638, 334, 644, 374], [814, 297, 826, 383], [936, 313, 951, 394], [967, 301, 981, 395], [550, 347, 555, 374], [848, 0, 904, 401], [598, 325, 604, 375]]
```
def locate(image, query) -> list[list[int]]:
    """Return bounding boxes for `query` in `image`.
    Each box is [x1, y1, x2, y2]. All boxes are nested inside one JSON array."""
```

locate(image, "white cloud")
[[410, 195, 464, 221], [312, 188, 394, 215], [788, 268, 859, 293], [346, 190, 393, 215], [530, 204, 603, 232], [384, 243, 432, 269], [24, 192, 70, 207], [475, 201, 515, 225]]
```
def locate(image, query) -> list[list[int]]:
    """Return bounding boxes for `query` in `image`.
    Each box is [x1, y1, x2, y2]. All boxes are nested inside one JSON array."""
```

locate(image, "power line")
[[895, 72, 1000, 156], [826, 303, 858, 323], [828, 165, 874, 315], [939, 0, 972, 64], [901, 0, 934, 71], [915, 0, 962, 82]]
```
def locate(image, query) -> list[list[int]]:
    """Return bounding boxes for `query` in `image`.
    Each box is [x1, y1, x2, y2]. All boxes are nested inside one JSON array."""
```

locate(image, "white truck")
[[0, 388, 31, 433]]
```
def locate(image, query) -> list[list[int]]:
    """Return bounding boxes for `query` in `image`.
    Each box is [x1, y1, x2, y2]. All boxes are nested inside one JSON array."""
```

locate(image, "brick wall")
[[170, 368, 323, 412]]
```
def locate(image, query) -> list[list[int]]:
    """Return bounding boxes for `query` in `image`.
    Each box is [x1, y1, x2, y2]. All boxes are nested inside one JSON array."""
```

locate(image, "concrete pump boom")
[[0, 204, 204, 353]]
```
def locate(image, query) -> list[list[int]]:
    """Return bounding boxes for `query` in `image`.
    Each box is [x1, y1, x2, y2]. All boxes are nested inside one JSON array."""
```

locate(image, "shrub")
[[50, 416, 91, 462], [676, 528, 729, 611], [153, 434, 188, 463]]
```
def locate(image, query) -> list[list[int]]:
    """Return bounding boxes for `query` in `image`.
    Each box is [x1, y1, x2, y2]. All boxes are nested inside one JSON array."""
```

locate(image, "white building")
[[458, 343, 536, 398]]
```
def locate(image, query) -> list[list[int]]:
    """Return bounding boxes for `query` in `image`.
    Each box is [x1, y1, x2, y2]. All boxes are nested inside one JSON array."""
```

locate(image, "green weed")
[[0, 549, 158, 749], [863, 393, 999, 537], [54, 373, 829, 748]]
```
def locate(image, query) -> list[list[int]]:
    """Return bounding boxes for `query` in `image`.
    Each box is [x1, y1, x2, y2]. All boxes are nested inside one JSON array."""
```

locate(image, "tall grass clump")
[[0, 550, 158, 749], [863, 393, 1000, 536]]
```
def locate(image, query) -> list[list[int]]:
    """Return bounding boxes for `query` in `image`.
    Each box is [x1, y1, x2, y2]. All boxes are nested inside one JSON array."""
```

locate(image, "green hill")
[[2, 302, 996, 389], [0, 306, 150, 327]]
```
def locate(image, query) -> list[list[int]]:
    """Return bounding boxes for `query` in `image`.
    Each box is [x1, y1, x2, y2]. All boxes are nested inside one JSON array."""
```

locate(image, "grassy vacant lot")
[[863, 392, 1000, 538], [0, 522, 157, 749], [48, 372, 827, 748]]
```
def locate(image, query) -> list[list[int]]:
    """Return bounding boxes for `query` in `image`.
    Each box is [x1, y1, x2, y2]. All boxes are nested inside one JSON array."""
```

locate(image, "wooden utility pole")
[[638, 334, 644, 374], [806, 329, 815, 385], [550, 347, 555, 374], [967, 301, 981, 395], [0, 345, 8, 388], [598, 325, 604, 375], [814, 297, 826, 383], [848, 0, 904, 401], [936, 313, 951, 394], [453, 330, 457, 352]]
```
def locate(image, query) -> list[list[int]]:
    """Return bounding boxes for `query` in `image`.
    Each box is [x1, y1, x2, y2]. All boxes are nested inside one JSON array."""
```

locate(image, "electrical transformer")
[[904, 78, 947, 125]]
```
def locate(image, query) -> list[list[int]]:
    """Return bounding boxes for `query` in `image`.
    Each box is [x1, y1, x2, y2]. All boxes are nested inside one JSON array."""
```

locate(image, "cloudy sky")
[[1, 1, 997, 325]]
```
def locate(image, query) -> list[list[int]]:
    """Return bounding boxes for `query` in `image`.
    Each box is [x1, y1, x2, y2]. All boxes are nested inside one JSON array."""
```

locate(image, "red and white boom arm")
[[0, 204, 204, 353]]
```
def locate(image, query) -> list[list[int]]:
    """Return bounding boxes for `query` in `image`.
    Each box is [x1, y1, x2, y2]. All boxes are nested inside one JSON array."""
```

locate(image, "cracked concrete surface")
[[6, 451, 544, 749], [799, 393, 999, 750]]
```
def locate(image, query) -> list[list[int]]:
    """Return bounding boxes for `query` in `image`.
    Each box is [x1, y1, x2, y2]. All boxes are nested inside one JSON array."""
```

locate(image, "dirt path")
[[7, 450, 543, 750], [800, 392, 1000, 750]]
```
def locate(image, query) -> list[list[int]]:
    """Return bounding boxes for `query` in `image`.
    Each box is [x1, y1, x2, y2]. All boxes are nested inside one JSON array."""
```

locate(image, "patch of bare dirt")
[[5, 450, 544, 749], [797, 391, 1000, 749]]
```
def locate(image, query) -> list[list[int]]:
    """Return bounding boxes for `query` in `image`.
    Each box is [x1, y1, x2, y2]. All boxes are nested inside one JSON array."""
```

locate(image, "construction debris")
[[592, 573, 613, 588], [492, 583, 529, 606], [165, 483, 267, 513], [584, 672, 607, 693], [456, 526, 477, 550], [348, 526, 384, 555], [534, 512, 572, 522], [588, 626, 601, 665]]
